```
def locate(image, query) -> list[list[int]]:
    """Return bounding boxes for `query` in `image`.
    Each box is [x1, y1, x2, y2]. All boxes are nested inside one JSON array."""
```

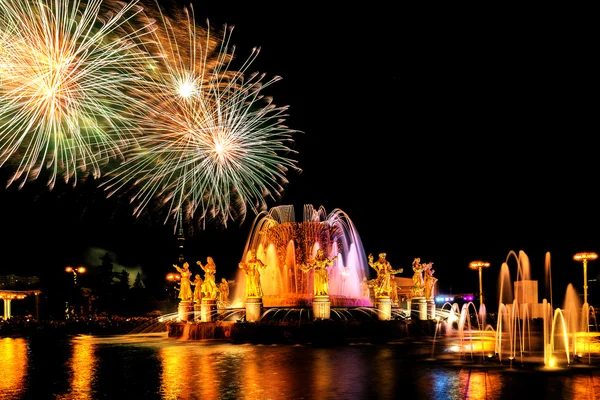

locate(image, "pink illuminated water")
[[233, 204, 371, 307]]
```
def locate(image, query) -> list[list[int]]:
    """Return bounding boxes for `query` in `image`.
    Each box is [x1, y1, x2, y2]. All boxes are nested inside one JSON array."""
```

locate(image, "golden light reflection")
[[456, 369, 502, 400], [447, 331, 497, 354], [371, 348, 395, 399], [574, 332, 600, 354], [196, 352, 218, 400], [159, 344, 199, 400], [0, 337, 28, 395], [56, 336, 97, 400], [238, 346, 295, 400], [240, 350, 262, 399], [564, 374, 600, 400]]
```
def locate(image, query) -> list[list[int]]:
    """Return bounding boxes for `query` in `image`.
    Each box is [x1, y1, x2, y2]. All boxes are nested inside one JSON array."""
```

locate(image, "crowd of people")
[[0, 313, 162, 336]]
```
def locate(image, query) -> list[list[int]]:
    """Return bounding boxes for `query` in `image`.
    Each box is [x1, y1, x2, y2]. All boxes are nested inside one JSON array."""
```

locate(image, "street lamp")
[[573, 252, 598, 305], [166, 272, 181, 302], [469, 260, 490, 307], [65, 265, 86, 286]]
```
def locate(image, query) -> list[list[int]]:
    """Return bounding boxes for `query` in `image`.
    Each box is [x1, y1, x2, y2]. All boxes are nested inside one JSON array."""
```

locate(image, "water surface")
[[1, 333, 599, 399]]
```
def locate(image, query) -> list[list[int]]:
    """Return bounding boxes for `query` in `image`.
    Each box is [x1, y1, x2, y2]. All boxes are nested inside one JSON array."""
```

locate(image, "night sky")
[[0, 1, 597, 303]]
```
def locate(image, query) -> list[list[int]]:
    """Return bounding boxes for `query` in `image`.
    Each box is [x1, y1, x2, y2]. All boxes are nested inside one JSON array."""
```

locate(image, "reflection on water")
[[1, 333, 600, 399], [160, 344, 190, 399], [55, 336, 97, 400], [0, 338, 27, 397]]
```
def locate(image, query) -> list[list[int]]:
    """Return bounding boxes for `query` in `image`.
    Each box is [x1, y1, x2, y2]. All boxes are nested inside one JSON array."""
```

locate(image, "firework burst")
[[0, 0, 153, 189], [101, 2, 300, 230]]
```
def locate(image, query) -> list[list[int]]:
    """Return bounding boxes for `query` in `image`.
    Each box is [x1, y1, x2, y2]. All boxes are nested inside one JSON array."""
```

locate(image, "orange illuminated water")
[[2, 333, 600, 399], [232, 205, 372, 307]]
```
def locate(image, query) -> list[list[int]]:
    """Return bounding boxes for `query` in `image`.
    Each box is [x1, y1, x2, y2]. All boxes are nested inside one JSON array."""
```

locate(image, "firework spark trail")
[[101, 2, 300, 230], [0, 0, 154, 189]]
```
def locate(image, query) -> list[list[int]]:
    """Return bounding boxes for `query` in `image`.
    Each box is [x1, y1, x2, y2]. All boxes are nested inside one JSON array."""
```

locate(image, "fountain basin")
[[166, 319, 438, 345]]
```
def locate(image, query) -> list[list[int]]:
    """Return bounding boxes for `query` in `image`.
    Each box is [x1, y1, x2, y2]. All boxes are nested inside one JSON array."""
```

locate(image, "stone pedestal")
[[194, 303, 201, 321], [245, 297, 263, 322], [411, 297, 428, 320], [201, 298, 217, 322], [312, 296, 331, 320], [427, 299, 436, 320], [178, 300, 193, 322], [375, 296, 392, 320]]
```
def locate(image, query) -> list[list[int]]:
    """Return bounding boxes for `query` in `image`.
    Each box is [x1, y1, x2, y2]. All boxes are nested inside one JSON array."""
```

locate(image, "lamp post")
[[166, 272, 181, 303], [65, 265, 86, 286], [65, 266, 85, 317], [469, 260, 490, 307], [573, 252, 598, 305]]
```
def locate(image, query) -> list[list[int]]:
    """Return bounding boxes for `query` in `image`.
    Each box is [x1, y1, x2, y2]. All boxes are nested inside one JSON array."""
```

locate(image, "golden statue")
[[411, 257, 424, 297], [191, 274, 203, 303], [368, 253, 403, 298], [424, 262, 437, 299], [197, 257, 218, 300], [300, 248, 338, 296], [238, 249, 267, 298], [218, 278, 230, 306], [173, 262, 193, 301], [412, 257, 424, 289]]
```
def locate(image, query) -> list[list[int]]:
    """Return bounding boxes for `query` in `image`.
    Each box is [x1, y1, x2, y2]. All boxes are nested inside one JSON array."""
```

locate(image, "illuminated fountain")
[[233, 204, 372, 309], [167, 204, 423, 343]]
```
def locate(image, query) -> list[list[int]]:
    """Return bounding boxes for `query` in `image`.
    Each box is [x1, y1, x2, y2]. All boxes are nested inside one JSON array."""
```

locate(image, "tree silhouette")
[[133, 272, 144, 290], [94, 252, 116, 313], [117, 269, 130, 291]]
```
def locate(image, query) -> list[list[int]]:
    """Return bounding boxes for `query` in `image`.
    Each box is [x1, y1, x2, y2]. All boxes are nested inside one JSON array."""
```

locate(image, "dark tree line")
[[78, 252, 157, 316]]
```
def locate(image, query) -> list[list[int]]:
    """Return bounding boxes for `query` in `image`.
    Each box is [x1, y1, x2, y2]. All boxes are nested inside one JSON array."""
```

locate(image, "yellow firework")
[[0, 0, 153, 189], [101, 2, 300, 230]]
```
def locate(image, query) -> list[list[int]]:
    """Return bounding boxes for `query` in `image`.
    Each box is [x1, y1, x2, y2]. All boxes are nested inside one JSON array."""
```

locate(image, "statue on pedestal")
[[239, 249, 267, 298], [218, 278, 230, 307], [368, 252, 403, 297], [300, 248, 338, 296], [197, 257, 218, 300], [424, 262, 438, 299], [173, 262, 193, 301], [191, 274, 203, 303], [411, 258, 435, 298]]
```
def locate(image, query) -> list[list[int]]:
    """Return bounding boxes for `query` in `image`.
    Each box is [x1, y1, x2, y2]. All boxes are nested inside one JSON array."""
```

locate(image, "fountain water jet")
[[233, 204, 371, 308], [430, 250, 600, 368]]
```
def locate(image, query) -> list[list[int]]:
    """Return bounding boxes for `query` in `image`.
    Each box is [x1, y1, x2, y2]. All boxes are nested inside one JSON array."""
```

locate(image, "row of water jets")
[[133, 249, 600, 369], [431, 250, 600, 369]]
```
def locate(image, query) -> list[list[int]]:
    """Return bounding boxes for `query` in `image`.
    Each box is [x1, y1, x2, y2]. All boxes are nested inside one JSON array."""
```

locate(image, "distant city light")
[[435, 294, 474, 303]]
